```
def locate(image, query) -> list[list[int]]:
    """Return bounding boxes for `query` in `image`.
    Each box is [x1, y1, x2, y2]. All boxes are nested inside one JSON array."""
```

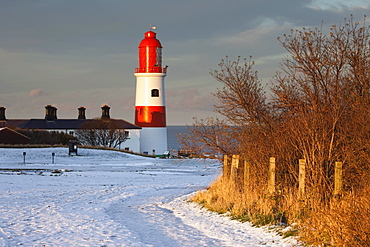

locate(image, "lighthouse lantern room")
[[134, 28, 168, 155]]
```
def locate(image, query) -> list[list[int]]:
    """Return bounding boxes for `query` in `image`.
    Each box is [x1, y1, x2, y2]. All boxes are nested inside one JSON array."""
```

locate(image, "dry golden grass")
[[192, 176, 291, 226], [192, 174, 370, 246], [300, 187, 370, 246]]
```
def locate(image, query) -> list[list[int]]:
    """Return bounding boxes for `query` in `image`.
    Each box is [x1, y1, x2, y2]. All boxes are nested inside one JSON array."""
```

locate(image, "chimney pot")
[[78, 106, 86, 119], [101, 105, 110, 119], [0, 107, 6, 120], [45, 105, 57, 120]]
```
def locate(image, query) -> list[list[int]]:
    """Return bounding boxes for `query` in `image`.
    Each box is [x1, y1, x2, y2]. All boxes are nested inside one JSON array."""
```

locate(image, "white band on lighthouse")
[[134, 73, 166, 106]]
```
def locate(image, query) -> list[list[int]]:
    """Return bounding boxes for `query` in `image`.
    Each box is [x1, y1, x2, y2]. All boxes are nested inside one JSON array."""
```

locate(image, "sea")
[[166, 125, 191, 152]]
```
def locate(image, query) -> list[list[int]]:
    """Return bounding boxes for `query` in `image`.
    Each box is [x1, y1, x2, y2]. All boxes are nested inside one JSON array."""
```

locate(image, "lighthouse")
[[134, 28, 168, 155]]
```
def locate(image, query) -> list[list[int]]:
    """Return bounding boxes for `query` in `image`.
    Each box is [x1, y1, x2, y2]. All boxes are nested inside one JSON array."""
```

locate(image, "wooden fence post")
[[334, 161, 343, 196], [299, 159, 306, 199], [223, 155, 229, 178], [243, 159, 250, 193], [268, 157, 276, 194], [230, 155, 239, 184]]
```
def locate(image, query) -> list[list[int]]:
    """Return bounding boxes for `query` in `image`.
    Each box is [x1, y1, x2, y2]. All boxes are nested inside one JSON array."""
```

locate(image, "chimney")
[[78, 106, 86, 119], [0, 107, 6, 120], [45, 105, 57, 120], [101, 105, 110, 119]]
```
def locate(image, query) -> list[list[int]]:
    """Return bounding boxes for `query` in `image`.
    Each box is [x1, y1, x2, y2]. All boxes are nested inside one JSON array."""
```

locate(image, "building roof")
[[16, 119, 141, 130], [0, 120, 28, 128], [0, 127, 31, 144]]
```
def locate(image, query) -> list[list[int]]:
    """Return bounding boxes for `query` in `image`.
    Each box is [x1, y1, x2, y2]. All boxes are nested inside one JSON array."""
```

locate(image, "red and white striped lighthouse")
[[134, 28, 168, 155]]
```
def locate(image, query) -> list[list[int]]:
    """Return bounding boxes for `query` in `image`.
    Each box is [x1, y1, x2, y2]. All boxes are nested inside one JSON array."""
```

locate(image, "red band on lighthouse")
[[135, 106, 166, 127]]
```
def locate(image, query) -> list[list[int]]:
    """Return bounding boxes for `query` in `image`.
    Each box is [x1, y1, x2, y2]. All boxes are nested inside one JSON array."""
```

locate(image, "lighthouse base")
[[140, 127, 168, 156]]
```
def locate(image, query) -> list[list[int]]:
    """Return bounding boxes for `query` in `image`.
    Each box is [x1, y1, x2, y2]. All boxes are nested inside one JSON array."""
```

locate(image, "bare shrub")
[[75, 118, 127, 149]]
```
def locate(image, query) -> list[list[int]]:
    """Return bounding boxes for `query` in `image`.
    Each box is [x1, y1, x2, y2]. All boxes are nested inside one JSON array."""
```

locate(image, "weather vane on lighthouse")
[[149, 25, 156, 31], [134, 28, 168, 155]]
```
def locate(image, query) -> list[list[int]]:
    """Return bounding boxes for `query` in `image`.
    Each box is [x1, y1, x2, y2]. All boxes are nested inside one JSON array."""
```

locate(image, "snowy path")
[[0, 148, 298, 246]]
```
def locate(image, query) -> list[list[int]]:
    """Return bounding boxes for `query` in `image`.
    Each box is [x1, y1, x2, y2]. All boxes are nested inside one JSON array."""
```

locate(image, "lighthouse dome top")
[[145, 30, 156, 38], [135, 29, 167, 74], [139, 30, 162, 48]]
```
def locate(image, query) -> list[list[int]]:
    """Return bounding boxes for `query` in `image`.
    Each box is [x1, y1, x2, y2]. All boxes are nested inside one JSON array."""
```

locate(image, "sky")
[[0, 0, 369, 124]]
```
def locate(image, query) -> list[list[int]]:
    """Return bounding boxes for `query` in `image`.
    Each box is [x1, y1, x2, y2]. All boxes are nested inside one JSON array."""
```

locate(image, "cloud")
[[167, 88, 214, 111], [29, 89, 49, 97], [306, 0, 370, 12], [214, 17, 293, 47], [255, 53, 289, 66]]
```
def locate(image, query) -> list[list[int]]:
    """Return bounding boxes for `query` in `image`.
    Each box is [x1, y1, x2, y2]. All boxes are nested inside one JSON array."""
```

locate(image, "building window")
[[124, 131, 129, 138], [151, 89, 159, 97]]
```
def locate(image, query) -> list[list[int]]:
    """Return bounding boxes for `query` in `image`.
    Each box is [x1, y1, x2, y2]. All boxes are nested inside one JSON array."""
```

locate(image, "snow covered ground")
[[0, 147, 299, 246]]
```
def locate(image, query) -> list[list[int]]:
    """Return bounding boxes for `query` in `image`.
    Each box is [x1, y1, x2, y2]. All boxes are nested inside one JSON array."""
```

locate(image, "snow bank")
[[0, 148, 298, 246]]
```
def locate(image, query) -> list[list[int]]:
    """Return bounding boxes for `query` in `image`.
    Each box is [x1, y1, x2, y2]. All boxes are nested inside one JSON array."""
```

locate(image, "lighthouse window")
[[156, 47, 162, 67], [151, 89, 159, 97]]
